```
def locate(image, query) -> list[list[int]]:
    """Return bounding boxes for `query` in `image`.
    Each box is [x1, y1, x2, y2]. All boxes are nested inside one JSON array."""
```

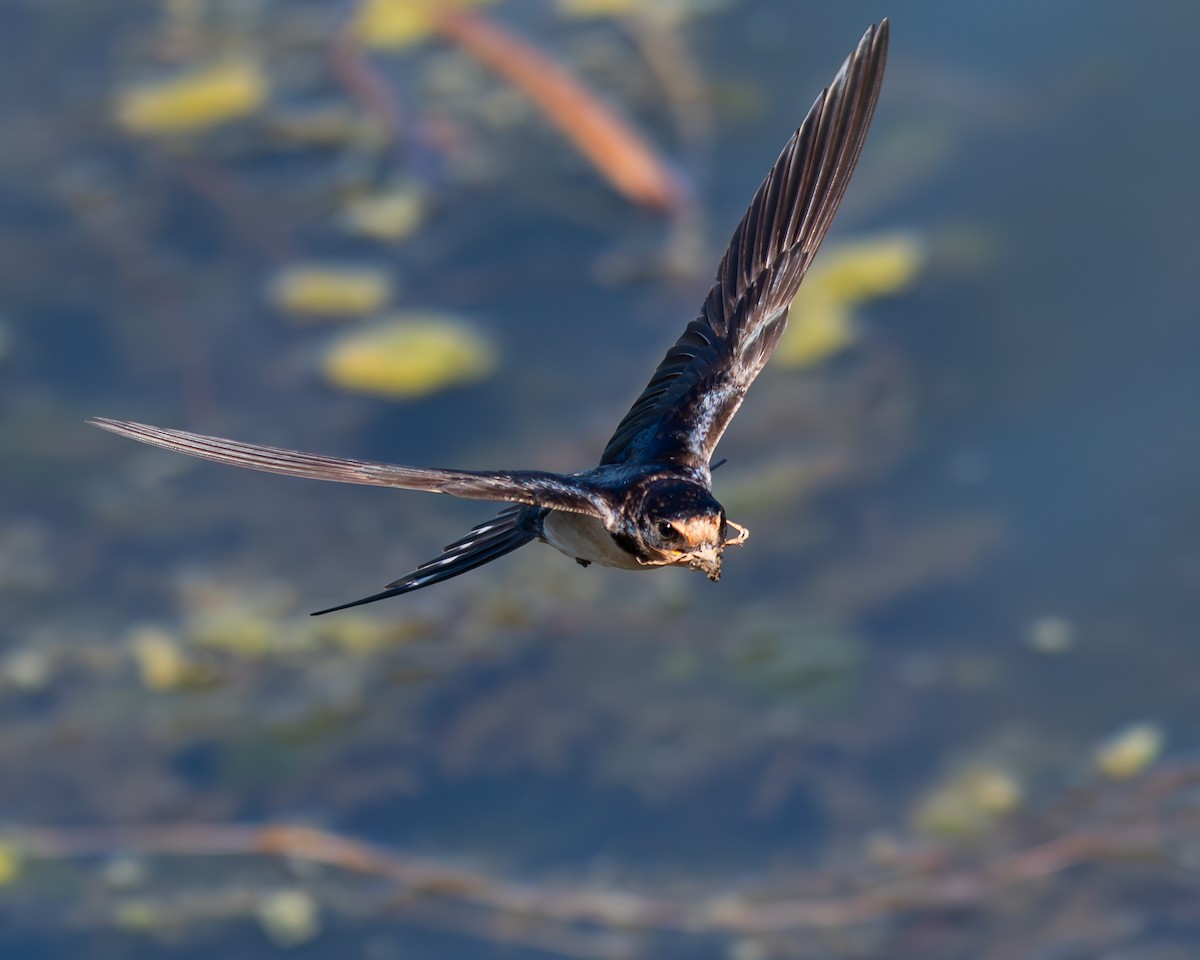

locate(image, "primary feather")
[[87, 418, 611, 519], [599, 20, 888, 469]]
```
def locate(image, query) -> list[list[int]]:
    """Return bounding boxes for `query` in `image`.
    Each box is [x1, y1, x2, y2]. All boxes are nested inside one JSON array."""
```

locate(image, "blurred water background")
[[1, 1, 1198, 958]]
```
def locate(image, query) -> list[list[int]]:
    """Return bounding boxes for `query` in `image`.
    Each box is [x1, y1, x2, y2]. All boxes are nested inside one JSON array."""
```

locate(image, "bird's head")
[[632, 479, 747, 581]]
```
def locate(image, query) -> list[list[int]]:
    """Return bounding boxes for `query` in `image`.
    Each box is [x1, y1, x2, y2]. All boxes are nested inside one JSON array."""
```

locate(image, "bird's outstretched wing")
[[88, 418, 611, 520], [599, 21, 888, 469], [310, 506, 542, 615]]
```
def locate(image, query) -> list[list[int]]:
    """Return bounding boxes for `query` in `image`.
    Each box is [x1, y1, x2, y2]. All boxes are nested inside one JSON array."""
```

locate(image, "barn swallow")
[[89, 22, 888, 615]]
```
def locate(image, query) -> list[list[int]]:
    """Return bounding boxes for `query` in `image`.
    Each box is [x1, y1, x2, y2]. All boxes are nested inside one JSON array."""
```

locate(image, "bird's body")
[[89, 22, 889, 615], [542, 509, 642, 571]]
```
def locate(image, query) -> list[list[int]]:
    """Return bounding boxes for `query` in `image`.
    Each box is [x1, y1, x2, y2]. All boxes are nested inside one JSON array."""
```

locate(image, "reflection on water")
[[2, 1, 1199, 958]]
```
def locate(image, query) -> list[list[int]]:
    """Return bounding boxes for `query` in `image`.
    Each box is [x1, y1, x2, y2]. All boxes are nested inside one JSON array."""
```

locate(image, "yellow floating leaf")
[[270, 265, 395, 320], [780, 231, 926, 368], [129, 625, 188, 691], [323, 313, 497, 399], [557, 0, 728, 21], [557, 0, 635, 15], [115, 60, 267, 135], [776, 293, 855, 368], [913, 764, 1023, 840], [814, 232, 926, 300], [266, 103, 376, 147], [0, 842, 21, 886], [256, 889, 321, 947], [1096, 721, 1164, 779], [966, 767, 1023, 815], [311, 615, 425, 655], [190, 612, 276, 658], [114, 899, 161, 931], [341, 184, 427, 241], [355, 0, 495, 50]]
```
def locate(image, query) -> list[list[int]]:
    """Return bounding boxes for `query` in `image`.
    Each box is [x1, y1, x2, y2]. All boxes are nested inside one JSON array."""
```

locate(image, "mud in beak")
[[686, 544, 723, 582]]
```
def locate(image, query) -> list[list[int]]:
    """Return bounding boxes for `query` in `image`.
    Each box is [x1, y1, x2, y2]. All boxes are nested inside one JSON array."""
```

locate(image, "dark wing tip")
[[310, 507, 538, 615], [310, 589, 402, 616], [598, 22, 889, 468]]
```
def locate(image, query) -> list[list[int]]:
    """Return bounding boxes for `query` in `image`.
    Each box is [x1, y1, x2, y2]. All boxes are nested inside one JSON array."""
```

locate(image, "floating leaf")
[[322, 313, 497, 399], [3, 648, 51, 691], [266, 103, 376, 147], [355, 0, 495, 50], [777, 295, 856, 368], [914, 765, 1023, 839], [128, 624, 216, 691], [780, 232, 926, 367], [129, 626, 189, 691], [115, 60, 267, 135], [1096, 721, 1164, 779], [114, 899, 160, 931], [0, 842, 21, 886], [270, 265, 395, 320], [341, 184, 428, 241], [256, 889, 320, 947], [557, 0, 636, 14], [557, 0, 729, 22]]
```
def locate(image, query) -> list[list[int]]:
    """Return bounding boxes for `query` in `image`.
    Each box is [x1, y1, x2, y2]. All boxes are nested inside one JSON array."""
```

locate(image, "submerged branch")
[[11, 793, 1195, 939]]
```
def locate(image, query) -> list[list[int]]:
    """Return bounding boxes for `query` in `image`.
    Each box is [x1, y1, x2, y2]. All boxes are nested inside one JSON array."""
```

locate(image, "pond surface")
[[1, 1, 1198, 958]]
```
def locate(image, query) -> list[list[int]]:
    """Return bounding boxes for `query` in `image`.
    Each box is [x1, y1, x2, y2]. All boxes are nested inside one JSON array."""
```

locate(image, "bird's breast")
[[541, 511, 645, 570]]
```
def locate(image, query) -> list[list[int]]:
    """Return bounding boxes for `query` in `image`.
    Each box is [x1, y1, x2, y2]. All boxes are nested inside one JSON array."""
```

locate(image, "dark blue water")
[[2, 0, 1198, 957]]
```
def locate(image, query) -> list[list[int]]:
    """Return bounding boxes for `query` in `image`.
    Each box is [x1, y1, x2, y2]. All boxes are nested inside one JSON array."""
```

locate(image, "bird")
[[89, 21, 889, 616]]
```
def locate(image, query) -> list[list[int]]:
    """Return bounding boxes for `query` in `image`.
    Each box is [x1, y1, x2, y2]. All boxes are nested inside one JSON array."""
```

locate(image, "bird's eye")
[[656, 520, 675, 538]]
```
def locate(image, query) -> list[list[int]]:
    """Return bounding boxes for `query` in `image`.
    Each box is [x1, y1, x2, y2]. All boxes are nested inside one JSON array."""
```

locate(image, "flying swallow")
[[90, 22, 889, 615]]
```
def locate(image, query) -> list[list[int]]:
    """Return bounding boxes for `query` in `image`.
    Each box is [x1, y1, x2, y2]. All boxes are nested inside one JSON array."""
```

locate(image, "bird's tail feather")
[[310, 506, 541, 615]]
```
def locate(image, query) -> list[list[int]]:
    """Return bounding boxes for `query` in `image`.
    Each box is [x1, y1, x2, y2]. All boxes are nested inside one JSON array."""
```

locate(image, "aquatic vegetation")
[[557, 0, 731, 23], [10, 759, 1200, 952], [265, 103, 381, 148], [8, 5, 1195, 959], [114, 60, 268, 135], [268, 264, 395, 319], [1095, 721, 1164, 779], [128, 624, 216, 691], [435, 9, 685, 211], [321, 313, 497, 399], [113, 899, 160, 932], [779, 232, 926, 367], [0, 842, 20, 886], [1, 648, 52, 692], [354, 0, 497, 50], [256, 889, 320, 947], [340, 183, 428, 241], [913, 764, 1024, 839]]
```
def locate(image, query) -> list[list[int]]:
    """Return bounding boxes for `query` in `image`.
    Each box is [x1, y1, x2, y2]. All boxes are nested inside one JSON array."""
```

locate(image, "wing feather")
[[88, 418, 610, 520], [310, 507, 541, 615], [600, 21, 888, 468]]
